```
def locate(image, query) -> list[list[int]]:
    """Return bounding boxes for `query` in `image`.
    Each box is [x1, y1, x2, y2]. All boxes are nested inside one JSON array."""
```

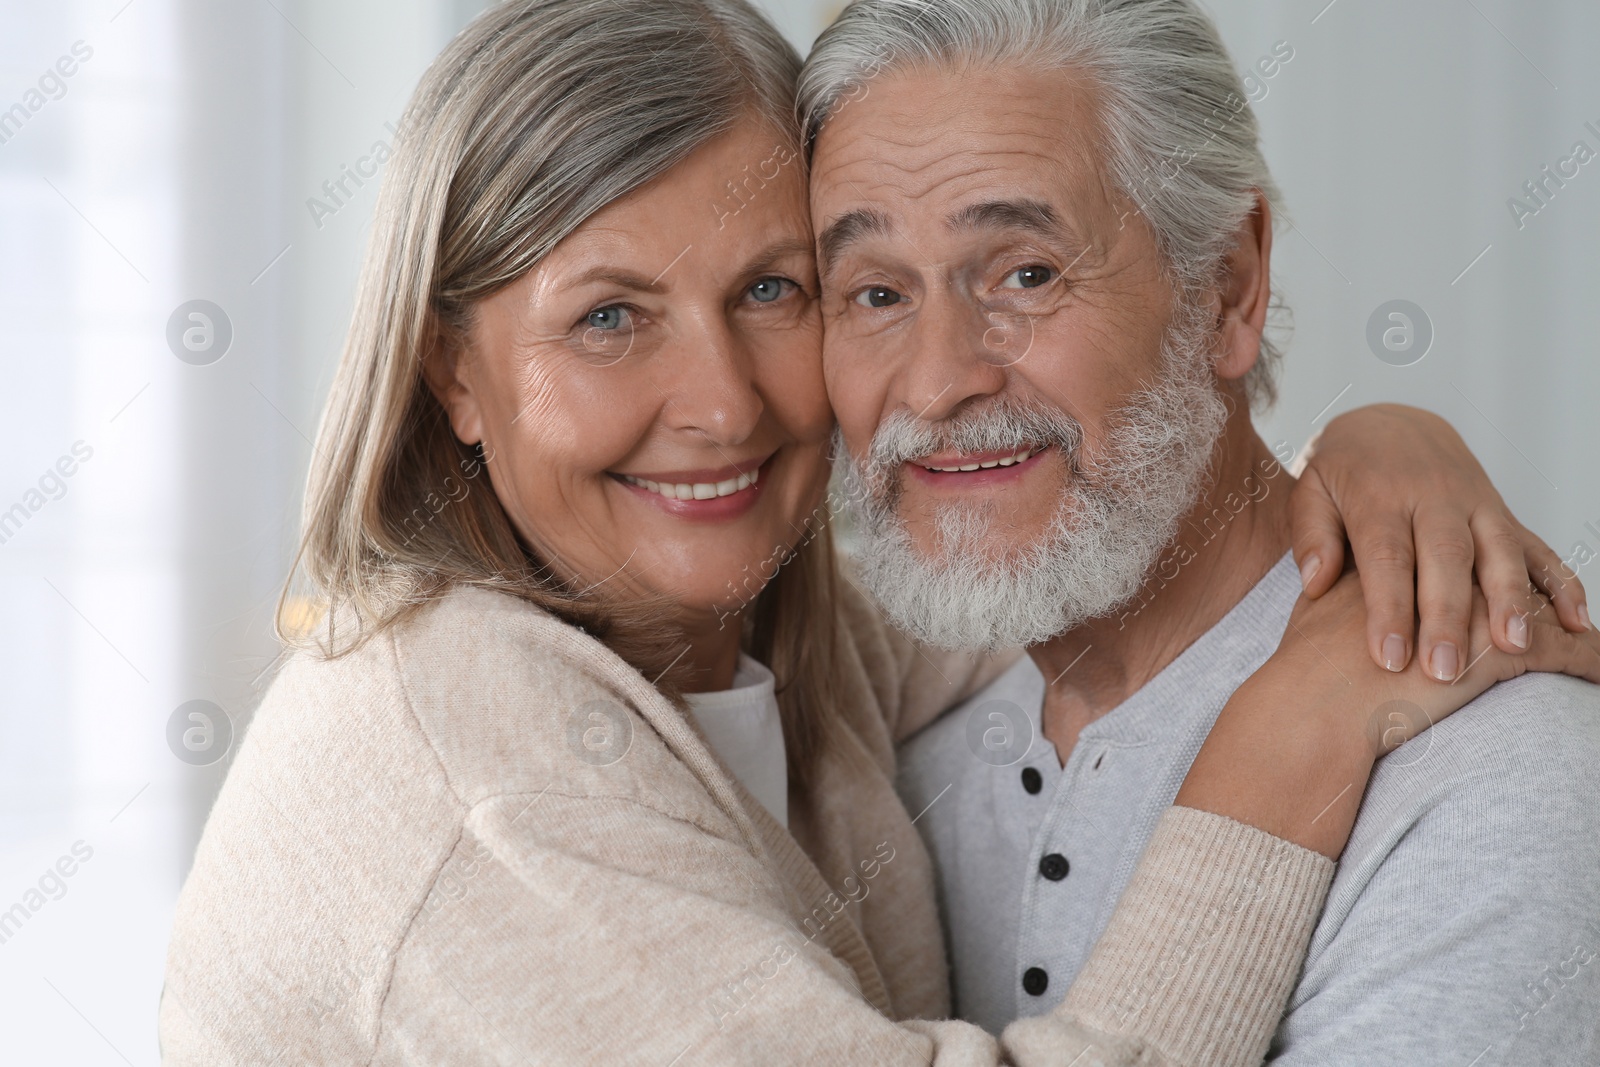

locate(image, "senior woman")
[[158, 1, 1597, 1064]]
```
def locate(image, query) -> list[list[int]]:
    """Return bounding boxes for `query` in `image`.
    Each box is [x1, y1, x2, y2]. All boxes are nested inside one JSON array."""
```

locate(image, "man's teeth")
[[924, 448, 1035, 473], [621, 468, 760, 501]]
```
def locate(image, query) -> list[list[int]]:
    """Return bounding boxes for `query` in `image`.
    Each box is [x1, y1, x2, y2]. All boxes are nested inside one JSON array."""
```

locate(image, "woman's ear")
[[421, 318, 486, 448], [1213, 190, 1274, 382]]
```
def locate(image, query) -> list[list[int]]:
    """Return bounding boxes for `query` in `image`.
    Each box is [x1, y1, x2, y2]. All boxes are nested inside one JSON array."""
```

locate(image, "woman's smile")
[[612, 453, 775, 522]]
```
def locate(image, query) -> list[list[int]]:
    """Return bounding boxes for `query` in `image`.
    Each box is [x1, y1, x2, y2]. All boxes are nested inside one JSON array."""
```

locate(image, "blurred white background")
[[0, 0, 1594, 1060]]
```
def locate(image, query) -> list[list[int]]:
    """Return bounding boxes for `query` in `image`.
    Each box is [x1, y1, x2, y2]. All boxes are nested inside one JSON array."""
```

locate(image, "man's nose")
[[895, 289, 1009, 423]]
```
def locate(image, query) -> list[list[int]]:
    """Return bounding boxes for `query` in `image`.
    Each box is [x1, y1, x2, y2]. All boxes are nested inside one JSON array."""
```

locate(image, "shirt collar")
[[1041, 550, 1302, 747]]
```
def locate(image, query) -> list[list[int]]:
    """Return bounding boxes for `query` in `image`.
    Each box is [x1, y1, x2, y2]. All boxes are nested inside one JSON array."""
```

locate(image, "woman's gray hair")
[[290, 0, 852, 770], [428, 0, 801, 322], [799, 0, 1287, 408], [297, 0, 801, 645]]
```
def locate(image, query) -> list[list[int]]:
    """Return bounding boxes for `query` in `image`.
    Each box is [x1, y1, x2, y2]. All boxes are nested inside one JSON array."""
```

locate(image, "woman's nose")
[[655, 318, 764, 446]]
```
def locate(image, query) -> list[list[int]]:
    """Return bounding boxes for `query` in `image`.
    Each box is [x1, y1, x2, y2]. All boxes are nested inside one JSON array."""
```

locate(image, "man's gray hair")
[[799, 0, 1285, 408]]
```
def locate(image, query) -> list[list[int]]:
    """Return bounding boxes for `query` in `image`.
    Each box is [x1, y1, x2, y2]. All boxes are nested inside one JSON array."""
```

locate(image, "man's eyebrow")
[[817, 207, 894, 277], [947, 199, 1069, 239]]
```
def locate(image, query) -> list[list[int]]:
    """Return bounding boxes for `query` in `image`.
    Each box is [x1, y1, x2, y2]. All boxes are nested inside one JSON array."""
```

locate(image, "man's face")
[[811, 63, 1230, 649]]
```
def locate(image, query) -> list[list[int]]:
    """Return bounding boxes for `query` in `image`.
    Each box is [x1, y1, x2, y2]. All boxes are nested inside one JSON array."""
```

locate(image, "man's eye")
[[1002, 266, 1055, 289], [749, 277, 789, 304], [855, 286, 903, 308], [585, 306, 629, 330]]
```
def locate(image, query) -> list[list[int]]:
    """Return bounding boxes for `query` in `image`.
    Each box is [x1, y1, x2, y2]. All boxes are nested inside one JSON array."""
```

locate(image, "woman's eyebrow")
[[741, 238, 817, 277], [563, 238, 814, 294], [566, 266, 670, 293]]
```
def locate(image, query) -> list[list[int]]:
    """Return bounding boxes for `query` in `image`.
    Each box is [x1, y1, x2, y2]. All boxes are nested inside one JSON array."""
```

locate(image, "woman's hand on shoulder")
[[1177, 567, 1600, 859], [1277, 567, 1600, 743], [1291, 403, 1590, 682]]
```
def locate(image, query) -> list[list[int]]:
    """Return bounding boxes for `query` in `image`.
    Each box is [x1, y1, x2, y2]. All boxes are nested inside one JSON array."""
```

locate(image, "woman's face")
[[429, 119, 831, 619]]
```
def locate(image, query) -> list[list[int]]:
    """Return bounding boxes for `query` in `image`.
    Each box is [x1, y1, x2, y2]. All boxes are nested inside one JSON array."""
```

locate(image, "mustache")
[[858, 397, 1086, 482]]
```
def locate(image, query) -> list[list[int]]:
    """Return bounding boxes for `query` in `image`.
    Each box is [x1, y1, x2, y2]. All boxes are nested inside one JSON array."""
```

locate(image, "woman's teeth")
[[925, 447, 1034, 473], [621, 467, 760, 501]]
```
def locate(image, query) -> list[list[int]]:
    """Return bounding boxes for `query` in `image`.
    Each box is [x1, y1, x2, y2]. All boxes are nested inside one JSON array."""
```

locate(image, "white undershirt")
[[682, 654, 788, 828]]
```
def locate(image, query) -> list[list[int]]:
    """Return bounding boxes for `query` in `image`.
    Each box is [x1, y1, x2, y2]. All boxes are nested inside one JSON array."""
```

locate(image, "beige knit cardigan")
[[158, 581, 1332, 1065]]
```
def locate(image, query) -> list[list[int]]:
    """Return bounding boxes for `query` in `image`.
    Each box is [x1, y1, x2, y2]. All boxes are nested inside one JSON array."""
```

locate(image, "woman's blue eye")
[[749, 277, 787, 303], [1004, 266, 1054, 289], [856, 287, 902, 308], [586, 306, 626, 330]]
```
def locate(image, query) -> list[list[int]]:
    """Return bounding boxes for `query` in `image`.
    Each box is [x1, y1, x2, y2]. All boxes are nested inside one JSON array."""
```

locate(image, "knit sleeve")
[[1003, 806, 1335, 1067], [368, 797, 1328, 1066]]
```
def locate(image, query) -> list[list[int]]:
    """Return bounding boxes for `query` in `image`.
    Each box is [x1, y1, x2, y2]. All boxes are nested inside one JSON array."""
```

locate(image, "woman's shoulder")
[[163, 584, 737, 1059], [264, 584, 702, 806]]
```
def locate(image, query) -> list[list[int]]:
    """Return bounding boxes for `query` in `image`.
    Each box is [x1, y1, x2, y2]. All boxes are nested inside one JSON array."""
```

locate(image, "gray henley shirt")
[[896, 552, 1600, 1065]]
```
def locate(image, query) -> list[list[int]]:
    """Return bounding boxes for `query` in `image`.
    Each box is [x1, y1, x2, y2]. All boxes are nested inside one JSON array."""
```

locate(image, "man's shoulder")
[[1392, 670, 1600, 790], [1315, 671, 1600, 944], [1346, 671, 1600, 849], [1280, 674, 1600, 1059]]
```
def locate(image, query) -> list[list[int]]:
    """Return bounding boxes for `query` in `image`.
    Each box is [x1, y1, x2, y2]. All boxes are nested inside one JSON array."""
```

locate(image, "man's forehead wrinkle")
[[813, 80, 1121, 274], [809, 117, 952, 190], [822, 88, 1082, 168], [848, 122, 1080, 169], [820, 128, 1096, 212], [855, 122, 954, 156], [820, 148, 1076, 213], [814, 129, 1010, 190]]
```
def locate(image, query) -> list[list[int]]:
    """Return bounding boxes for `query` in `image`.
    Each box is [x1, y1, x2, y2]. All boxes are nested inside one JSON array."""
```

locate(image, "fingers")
[[1517, 519, 1591, 634], [1412, 505, 1475, 682], [1288, 466, 1346, 599], [1346, 505, 1419, 674], [1469, 510, 1549, 654], [1514, 594, 1600, 685]]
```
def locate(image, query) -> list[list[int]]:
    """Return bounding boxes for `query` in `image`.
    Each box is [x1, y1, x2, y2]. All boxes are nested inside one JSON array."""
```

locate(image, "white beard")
[[835, 302, 1229, 653]]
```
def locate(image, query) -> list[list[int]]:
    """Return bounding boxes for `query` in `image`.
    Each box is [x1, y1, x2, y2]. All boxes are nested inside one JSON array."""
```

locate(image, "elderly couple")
[[160, 0, 1600, 1064]]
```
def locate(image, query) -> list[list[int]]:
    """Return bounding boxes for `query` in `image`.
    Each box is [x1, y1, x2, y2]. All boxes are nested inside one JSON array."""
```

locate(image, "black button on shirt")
[[1022, 966, 1049, 996], [1021, 766, 1043, 794], [1039, 853, 1070, 881]]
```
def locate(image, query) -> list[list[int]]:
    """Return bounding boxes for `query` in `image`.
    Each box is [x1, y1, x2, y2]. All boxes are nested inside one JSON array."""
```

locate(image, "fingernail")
[[1581, 603, 1592, 631], [1429, 642, 1459, 682], [1508, 613, 1530, 650], [1299, 554, 1322, 589], [1383, 633, 1407, 672]]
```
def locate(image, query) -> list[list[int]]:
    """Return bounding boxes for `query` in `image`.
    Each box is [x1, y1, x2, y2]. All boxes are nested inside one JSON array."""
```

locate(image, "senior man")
[[801, 1, 1600, 1063]]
